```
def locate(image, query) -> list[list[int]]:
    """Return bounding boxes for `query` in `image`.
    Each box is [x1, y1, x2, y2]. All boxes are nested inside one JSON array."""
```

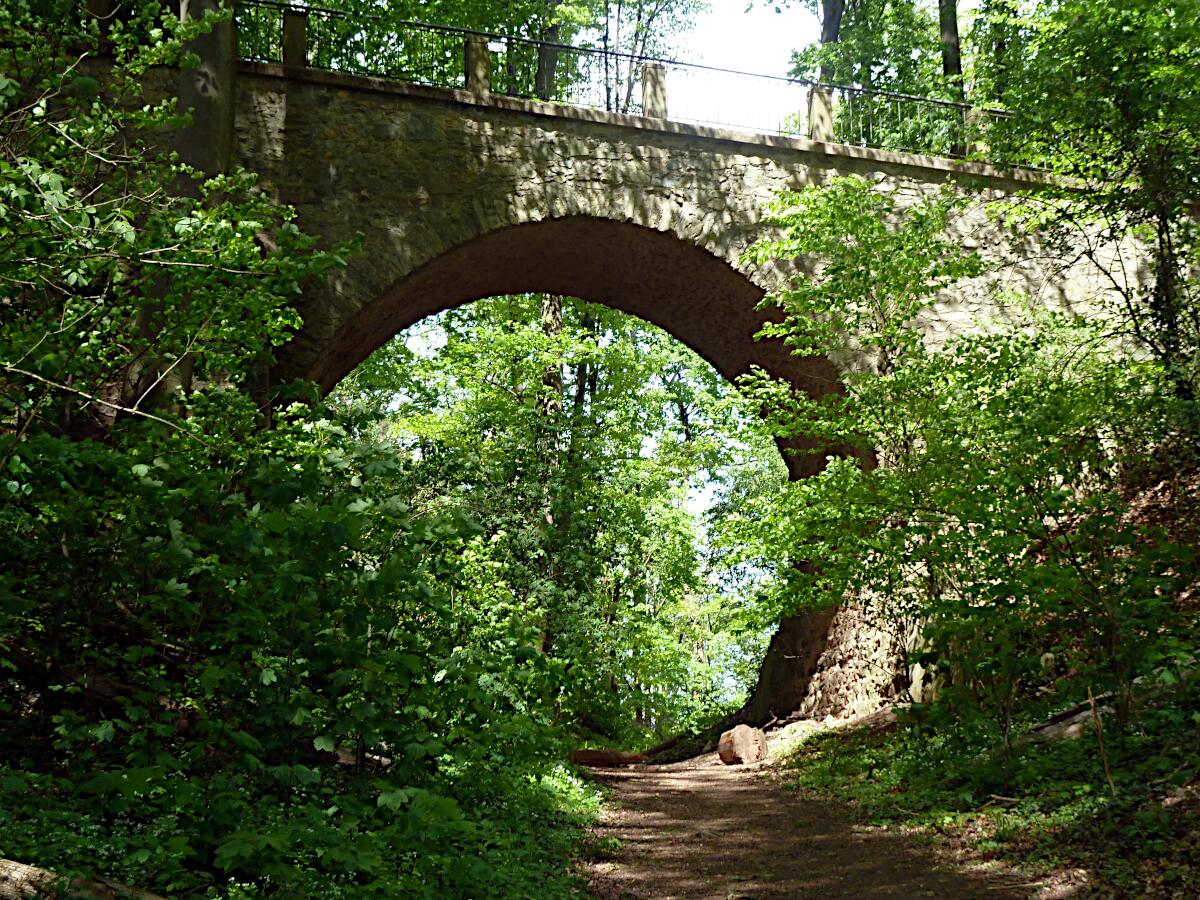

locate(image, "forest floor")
[[579, 745, 1047, 900]]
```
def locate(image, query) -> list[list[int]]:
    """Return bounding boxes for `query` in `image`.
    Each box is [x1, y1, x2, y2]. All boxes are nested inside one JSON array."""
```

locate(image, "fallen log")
[[0, 858, 165, 900], [568, 749, 649, 767]]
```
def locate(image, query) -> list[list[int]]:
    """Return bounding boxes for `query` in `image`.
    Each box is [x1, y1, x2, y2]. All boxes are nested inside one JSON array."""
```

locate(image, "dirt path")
[[582, 751, 1038, 899]]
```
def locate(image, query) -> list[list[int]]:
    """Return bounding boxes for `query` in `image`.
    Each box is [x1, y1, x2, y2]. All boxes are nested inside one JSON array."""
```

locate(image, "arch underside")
[[302, 216, 845, 477]]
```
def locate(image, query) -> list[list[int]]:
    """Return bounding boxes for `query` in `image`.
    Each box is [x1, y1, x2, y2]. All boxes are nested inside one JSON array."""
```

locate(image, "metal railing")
[[236, 0, 1013, 159], [238, 0, 467, 84], [824, 84, 993, 157]]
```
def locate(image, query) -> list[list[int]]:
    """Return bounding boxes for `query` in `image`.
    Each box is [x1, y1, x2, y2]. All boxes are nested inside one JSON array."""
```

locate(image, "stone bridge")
[[223, 56, 1125, 723], [232, 62, 1109, 463]]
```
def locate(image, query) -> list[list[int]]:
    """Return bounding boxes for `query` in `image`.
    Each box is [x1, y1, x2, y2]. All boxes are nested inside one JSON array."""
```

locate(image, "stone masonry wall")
[[234, 63, 1127, 397]]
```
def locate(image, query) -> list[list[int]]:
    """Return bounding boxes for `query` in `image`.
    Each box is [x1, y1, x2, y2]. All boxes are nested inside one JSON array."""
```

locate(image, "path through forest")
[[582, 749, 1041, 899]]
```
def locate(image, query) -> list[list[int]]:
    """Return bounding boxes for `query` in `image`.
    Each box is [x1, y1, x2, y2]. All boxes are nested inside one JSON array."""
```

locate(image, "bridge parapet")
[[236, 0, 1010, 160]]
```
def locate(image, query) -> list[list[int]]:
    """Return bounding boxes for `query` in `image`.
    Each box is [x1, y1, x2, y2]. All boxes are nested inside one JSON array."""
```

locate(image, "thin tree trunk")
[[938, 0, 963, 92], [557, 311, 595, 538], [120, 0, 236, 416], [982, 0, 1018, 101], [534, 1, 562, 100], [539, 293, 564, 433], [939, 0, 965, 155], [536, 293, 564, 655]]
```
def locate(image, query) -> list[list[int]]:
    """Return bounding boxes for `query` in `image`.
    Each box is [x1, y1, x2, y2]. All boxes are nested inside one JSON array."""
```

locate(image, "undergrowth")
[[784, 678, 1200, 897], [0, 762, 601, 897]]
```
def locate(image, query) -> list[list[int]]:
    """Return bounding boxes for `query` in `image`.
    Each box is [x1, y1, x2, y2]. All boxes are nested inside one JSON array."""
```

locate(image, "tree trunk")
[[536, 293, 564, 655], [981, 0, 1018, 102], [818, 0, 847, 83], [556, 311, 594, 538], [539, 293, 564, 428], [938, 0, 963, 92], [939, 0, 966, 156], [534, 1, 562, 100], [534, 26, 560, 100]]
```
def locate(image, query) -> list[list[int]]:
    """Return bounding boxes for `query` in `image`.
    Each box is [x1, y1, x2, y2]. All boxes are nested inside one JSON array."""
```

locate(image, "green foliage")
[[0, 0, 338, 435], [1, 405, 594, 895], [0, 5, 771, 890], [738, 175, 1197, 749], [793, 0, 942, 95], [0, 3, 604, 894], [745, 175, 980, 373], [333, 295, 780, 746], [985, 0, 1200, 413], [247, 0, 707, 110], [792, 0, 1200, 408], [790, 0, 971, 153]]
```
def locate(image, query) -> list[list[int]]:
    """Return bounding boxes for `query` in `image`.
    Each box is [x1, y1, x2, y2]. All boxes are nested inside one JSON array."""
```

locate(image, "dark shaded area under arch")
[[299, 216, 845, 479]]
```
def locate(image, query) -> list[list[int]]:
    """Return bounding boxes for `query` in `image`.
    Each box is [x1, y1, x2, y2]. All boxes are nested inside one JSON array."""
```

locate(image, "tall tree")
[[817, 0, 847, 84], [971, 0, 1021, 104], [937, 0, 962, 97], [937, 0, 964, 154]]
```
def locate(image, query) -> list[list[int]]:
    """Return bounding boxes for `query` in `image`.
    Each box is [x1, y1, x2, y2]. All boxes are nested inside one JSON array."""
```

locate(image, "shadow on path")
[[582, 752, 1037, 899]]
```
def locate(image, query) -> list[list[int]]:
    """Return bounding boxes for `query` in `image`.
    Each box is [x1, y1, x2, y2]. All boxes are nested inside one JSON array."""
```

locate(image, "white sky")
[[665, 1, 821, 134], [683, 1, 820, 76]]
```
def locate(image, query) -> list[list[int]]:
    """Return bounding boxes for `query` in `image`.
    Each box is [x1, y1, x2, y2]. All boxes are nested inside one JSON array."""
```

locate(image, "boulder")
[[717, 724, 767, 765]]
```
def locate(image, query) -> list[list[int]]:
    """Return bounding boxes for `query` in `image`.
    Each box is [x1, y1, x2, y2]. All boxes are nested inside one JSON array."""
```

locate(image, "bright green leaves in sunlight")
[[986, 0, 1200, 414], [737, 175, 1196, 754], [331, 295, 783, 747], [739, 175, 981, 460], [745, 175, 981, 370]]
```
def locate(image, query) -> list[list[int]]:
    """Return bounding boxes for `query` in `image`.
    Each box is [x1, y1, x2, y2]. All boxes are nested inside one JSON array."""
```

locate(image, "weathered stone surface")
[[717, 724, 767, 765], [747, 608, 836, 724], [787, 601, 924, 722]]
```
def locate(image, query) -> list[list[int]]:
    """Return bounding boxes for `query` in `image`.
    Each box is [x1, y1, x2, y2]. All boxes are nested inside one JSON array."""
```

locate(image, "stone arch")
[[289, 216, 841, 477], [281, 213, 844, 720], [229, 63, 1132, 732]]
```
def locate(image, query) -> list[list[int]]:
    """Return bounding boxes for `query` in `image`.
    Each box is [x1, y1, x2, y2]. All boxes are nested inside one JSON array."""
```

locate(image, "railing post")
[[642, 62, 667, 118], [465, 36, 491, 96], [965, 106, 986, 158], [282, 9, 308, 68], [808, 85, 834, 141]]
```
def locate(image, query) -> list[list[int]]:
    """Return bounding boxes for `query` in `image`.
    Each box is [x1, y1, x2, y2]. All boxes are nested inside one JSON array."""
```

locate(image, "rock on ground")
[[717, 724, 767, 765]]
